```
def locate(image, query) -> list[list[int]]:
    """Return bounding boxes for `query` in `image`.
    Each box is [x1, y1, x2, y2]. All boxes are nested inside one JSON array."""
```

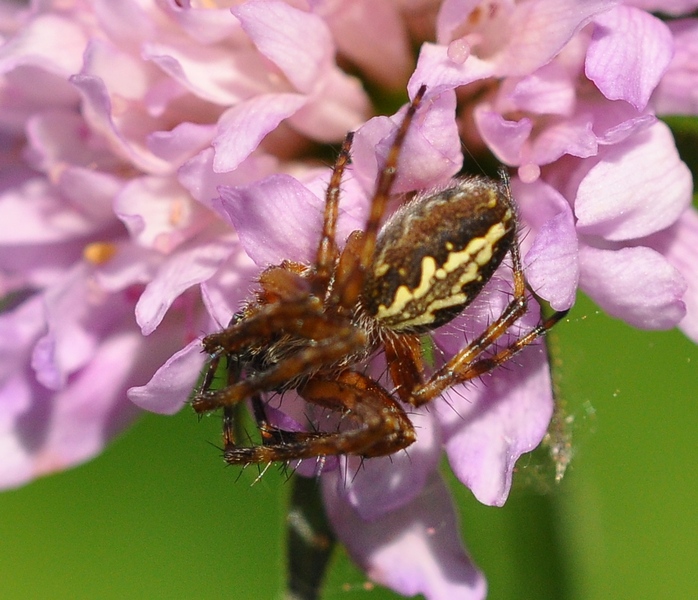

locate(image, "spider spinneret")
[[192, 85, 568, 466]]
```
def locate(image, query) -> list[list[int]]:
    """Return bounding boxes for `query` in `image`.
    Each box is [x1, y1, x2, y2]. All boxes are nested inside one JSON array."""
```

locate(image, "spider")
[[192, 85, 568, 466]]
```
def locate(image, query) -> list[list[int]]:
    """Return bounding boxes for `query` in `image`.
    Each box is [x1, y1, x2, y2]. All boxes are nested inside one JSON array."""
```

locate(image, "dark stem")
[[285, 474, 337, 600]]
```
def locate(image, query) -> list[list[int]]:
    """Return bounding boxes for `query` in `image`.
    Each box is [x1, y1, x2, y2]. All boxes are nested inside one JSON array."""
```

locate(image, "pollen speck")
[[83, 242, 117, 265]]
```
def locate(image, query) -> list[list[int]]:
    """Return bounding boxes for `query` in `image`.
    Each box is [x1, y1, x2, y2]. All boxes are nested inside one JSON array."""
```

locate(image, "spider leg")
[[383, 332, 425, 404], [358, 85, 427, 271], [410, 236, 568, 405], [222, 371, 416, 464], [193, 328, 367, 413], [314, 132, 354, 292], [331, 84, 428, 310], [202, 299, 348, 356]]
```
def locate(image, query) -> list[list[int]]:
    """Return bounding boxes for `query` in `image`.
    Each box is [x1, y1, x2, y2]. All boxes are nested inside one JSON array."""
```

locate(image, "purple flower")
[[1, 1, 696, 599]]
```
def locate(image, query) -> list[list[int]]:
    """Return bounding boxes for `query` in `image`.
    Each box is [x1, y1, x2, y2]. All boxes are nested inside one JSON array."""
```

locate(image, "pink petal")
[[408, 42, 494, 98], [0, 12, 86, 75], [147, 122, 215, 166], [578, 244, 687, 329], [622, 1, 698, 18], [115, 176, 214, 253], [506, 61, 577, 116], [352, 89, 462, 196], [527, 114, 598, 163], [178, 147, 278, 210], [428, 282, 554, 506], [439, 319, 554, 506], [135, 232, 236, 335], [646, 207, 698, 341], [93, 0, 153, 45], [492, 0, 616, 75], [200, 247, 259, 329], [143, 40, 271, 105], [473, 107, 532, 165], [0, 176, 99, 243], [320, 0, 412, 89], [514, 178, 579, 310], [70, 70, 168, 174], [435, 0, 612, 78], [25, 109, 112, 172], [217, 174, 323, 266], [212, 93, 307, 173], [160, 0, 243, 45], [56, 168, 124, 225], [232, 0, 333, 93], [0, 296, 46, 406], [128, 339, 204, 415], [586, 6, 673, 111], [334, 409, 441, 521], [93, 241, 159, 293], [30, 266, 96, 390], [323, 470, 487, 600], [286, 69, 369, 142], [575, 121, 692, 241], [476, 107, 599, 170], [2, 327, 144, 489], [653, 19, 698, 115]]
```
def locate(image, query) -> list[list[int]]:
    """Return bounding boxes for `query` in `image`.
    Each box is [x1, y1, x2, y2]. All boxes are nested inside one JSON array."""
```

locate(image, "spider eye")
[[362, 176, 516, 333]]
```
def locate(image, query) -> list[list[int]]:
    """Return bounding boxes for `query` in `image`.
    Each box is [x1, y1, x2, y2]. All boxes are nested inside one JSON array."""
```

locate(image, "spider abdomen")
[[362, 176, 516, 333]]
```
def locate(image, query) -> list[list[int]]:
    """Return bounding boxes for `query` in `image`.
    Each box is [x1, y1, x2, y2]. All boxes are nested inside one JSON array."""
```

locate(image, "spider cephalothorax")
[[192, 86, 567, 465]]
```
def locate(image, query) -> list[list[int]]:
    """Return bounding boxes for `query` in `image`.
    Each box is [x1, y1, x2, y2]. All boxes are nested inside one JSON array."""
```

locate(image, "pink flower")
[[410, 1, 696, 337], [0, 1, 696, 599], [0, 0, 369, 482]]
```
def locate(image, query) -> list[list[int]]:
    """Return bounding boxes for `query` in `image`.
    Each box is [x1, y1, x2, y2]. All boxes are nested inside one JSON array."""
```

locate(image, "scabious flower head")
[[1, 1, 696, 599]]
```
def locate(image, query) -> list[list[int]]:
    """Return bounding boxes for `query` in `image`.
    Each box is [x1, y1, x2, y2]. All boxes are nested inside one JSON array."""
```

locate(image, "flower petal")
[[147, 122, 215, 167], [135, 232, 236, 335], [653, 19, 698, 115], [2, 318, 145, 489], [408, 42, 494, 98], [514, 178, 579, 310], [578, 244, 687, 329], [0, 12, 86, 76], [352, 89, 462, 195], [232, 0, 333, 93], [323, 470, 487, 600], [627, 1, 698, 15], [439, 329, 554, 506], [217, 174, 323, 266], [128, 339, 204, 415], [653, 208, 698, 341], [321, 0, 412, 89], [200, 247, 259, 329], [474, 107, 533, 165], [115, 176, 214, 253], [30, 266, 96, 390], [335, 409, 441, 521], [575, 121, 693, 241], [212, 93, 306, 173], [587, 6, 673, 111]]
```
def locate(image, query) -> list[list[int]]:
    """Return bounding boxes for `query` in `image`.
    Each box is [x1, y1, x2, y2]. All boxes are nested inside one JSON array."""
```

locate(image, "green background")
[[0, 292, 696, 599]]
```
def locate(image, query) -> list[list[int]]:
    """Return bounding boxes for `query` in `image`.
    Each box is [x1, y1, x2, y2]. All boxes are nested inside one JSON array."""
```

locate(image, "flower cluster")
[[0, 1, 696, 599]]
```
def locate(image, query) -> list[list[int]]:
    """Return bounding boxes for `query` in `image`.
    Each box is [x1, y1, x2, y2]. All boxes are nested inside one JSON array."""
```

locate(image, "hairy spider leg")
[[383, 333, 425, 404], [202, 301, 337, 357], [331, 85, 428, 310], [222, 371, 415, 464], [194, 325, 367, 413], [314, 132, 355, 293]]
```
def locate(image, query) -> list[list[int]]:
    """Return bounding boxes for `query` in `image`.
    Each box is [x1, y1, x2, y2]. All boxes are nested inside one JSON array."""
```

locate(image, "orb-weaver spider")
[[192, 85, 567, 466]]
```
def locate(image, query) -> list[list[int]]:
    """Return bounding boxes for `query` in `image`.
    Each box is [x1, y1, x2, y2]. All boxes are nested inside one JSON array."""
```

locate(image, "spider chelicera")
[[192, 85, 568, 466]]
